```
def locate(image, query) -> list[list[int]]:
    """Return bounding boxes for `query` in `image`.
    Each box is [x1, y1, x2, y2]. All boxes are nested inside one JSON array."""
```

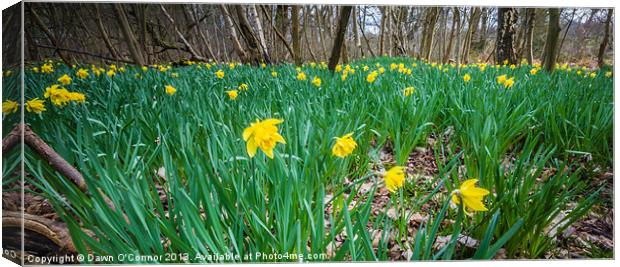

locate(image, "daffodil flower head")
[[384, 166, 405, 192], [331, 133, 357, 158], [26, 98, 46, 114], [165, 85, 177, 95], [57, 74, 72, 85], [463, 74, 471, 82], [226, 90, 238, 100], [243, 118, 286, 159], [451, 179, 490, 213], [2, 100, 18, 114]]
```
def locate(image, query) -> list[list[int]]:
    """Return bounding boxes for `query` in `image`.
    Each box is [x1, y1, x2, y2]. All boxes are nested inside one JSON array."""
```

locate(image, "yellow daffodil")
[[76, 68, 89, 79], [57, 74, 72, 85], [238, 83, 249, 91], [215, 70, 225, 79], [26, 98, 46, 114], [44, 84, 71, 107], [261, 63, 267, 69], [404, 86, 415, 97], [530, 68, 539, 75], [496, 75, 507, 84], [367, 71, 378, 83], [297, 72, 307, 81], [451, 179, 490, 212], [589, 72, 597, 78], [2, 100, 18, 114], [378, 67, 385, 74], [605, 71, 612, 77], [503, 77, 515, 88], [226, 90, 238, 100], [271, 71, 278, 77], [68, 92, 86, 103], [312, 76, 321, 87], [242, 118, 286, 159], [331, 133, 357, 158], [41, 63, 53, 73], [165, 85, 177, 95], [463, 74, 471, 83], [384, 166, 405, 192], [142, 66, 148, 72], [107, 70, 115, 77]]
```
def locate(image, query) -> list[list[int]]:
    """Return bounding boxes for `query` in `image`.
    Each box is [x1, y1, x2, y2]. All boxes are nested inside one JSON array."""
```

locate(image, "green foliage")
[[1, 58, 612, 262]]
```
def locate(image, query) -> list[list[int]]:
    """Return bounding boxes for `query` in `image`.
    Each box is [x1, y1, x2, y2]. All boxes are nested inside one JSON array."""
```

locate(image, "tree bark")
[[542, 8, 561, 72], [291, 6, 302, 65], [421, 7, 439, 61], [328, 6, 352, 71], [94, 4, 122, 61], [443, 8, 457, 63], [597, 9, 613, 68], [160, 5, 206, 61], [114, 4, 146, 65], [379, 6, 388, 56], [219, 5, 247, 62], [249, 5, 271, 63], [495, 8, 518, 64], [28, 6, 73, 65], [523, 8, 536, 65], [259, 5, 296, 62], [461, 7, 481, 64], [233, 5, 270, 64]]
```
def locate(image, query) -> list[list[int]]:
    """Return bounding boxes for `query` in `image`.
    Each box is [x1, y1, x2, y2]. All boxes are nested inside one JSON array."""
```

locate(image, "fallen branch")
[[3, 124, 87, 191]]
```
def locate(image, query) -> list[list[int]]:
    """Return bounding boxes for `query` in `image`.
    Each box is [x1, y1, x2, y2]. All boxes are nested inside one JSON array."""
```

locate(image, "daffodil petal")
[[246, 139, 258, 158]]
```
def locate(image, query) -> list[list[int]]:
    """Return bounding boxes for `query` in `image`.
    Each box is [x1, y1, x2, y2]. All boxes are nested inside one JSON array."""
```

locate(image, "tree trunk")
[[443, 8, 457, 63], [275, 5, 289, 61], [421, 7, 439, 61], [597, 9, 613, 68], [29, 6, 73, 65], [328, 6, 352, 71], [352, 6, 362, 58], [94, 4, 122, 62], [160, 5, 206, 61], [249, 5, 271, 64], [523, 8, 536, 65], [461, 7, 481, 64], [379, 6, 388, 56], [316, 6, 328, 60], [260, 5, 296, 62], [291, 6, 302, 65], [219, 5, 248, 62], [455, 7, 463, 67], [233, 5, 270, 65], [114, 4, 146, 65], [190, 5, 217, 61], [495, 8, 518, 64], [542, 8, 561, 72], [303, 6, 317, 62]]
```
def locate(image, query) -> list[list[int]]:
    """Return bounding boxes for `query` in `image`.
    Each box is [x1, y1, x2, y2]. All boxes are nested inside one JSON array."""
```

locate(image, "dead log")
[[2, 211, 77, 257]]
